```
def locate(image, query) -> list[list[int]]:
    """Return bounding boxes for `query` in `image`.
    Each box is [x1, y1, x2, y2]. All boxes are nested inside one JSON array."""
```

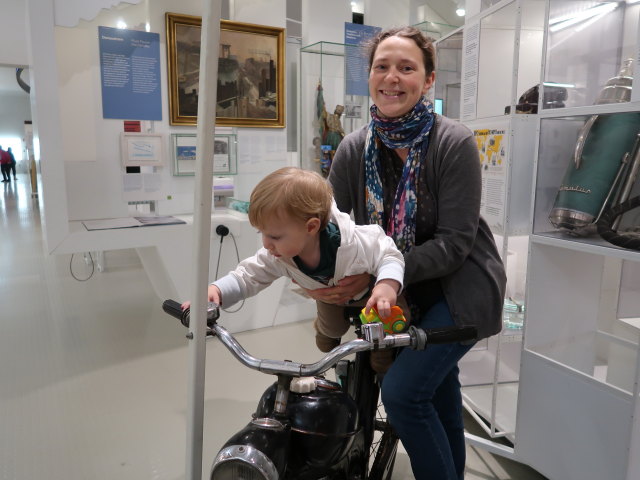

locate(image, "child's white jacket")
[[213, 203, 404, 308]]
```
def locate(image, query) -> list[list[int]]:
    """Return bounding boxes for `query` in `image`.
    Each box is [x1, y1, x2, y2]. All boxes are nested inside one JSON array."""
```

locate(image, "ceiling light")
[[456, 2, 465, 17], [116, 20, 127, 29]]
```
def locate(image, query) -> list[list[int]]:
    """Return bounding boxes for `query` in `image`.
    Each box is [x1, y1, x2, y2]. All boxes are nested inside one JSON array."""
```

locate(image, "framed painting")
[[165, 13, 285, 128]]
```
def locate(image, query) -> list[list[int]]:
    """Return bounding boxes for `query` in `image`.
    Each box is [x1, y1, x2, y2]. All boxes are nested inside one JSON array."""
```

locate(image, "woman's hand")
[[301, 273, 372, 305]]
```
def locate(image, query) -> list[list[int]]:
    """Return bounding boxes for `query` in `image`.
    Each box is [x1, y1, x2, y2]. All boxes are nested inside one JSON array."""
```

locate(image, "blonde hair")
[[249, 167, 333, 230]]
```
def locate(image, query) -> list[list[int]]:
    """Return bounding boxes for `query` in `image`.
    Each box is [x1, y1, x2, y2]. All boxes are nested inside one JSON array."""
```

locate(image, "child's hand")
[[181, 285, 222, 311], [365, 279, 400, 319]]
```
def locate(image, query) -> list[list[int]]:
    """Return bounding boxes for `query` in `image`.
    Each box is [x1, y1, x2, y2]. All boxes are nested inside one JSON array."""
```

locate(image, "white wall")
[[410, 0, 449, 25], [301, 0, 352, 46], [0, 92, 31, 137], [364, 0, 412, 29], [0, 0, 29, 66]]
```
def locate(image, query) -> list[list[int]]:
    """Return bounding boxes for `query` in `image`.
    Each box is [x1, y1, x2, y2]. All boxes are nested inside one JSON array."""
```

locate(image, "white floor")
[[0, 174, 547, 479]]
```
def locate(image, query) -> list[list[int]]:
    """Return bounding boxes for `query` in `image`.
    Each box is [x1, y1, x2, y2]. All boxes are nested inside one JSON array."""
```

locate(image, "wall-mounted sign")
[[99, 26, 162, 121]]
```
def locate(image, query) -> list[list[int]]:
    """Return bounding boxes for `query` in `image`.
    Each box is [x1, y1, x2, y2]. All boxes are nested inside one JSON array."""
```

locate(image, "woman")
[[311, 26, 506, 479]]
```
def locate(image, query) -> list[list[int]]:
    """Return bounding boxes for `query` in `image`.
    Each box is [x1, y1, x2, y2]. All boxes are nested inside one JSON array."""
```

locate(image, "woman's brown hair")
[[367, 26, 436, 75]]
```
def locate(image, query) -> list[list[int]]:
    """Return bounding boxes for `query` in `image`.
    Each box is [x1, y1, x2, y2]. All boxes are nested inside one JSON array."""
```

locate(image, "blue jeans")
[[381, 298, 474, 480]]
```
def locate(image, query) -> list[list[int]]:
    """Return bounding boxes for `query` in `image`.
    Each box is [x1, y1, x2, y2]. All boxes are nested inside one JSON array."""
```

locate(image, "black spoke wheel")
[[367, 388, 398, 480]]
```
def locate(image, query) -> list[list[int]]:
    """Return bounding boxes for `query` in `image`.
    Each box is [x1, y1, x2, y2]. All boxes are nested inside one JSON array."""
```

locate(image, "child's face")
[[259, 214, 318, 259]]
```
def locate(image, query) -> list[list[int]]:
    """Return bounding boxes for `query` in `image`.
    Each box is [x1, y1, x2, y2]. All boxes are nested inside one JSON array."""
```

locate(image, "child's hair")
[[249, 167, 333, 230]]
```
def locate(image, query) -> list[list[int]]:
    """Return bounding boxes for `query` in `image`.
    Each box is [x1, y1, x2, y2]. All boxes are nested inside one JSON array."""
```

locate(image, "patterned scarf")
[[365, 97, 435, 252]]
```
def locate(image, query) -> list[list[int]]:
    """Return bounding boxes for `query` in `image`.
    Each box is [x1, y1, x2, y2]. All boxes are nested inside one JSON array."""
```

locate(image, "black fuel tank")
[[255, 378, 359, 468]]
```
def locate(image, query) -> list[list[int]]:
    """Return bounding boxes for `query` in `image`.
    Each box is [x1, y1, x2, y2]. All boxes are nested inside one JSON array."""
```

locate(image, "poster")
[[344, 22, 381, 96], [474, 125, 509, 233], [461, 22, 480, 121], [99, 26, 162, 120]]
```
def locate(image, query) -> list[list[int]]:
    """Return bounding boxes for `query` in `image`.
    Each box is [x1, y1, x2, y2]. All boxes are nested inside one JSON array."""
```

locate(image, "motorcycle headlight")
[[211, 445, 278, 480]]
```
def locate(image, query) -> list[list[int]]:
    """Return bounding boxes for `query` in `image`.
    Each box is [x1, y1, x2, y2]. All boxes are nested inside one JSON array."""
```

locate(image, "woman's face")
[[369, 36, 435, 119]]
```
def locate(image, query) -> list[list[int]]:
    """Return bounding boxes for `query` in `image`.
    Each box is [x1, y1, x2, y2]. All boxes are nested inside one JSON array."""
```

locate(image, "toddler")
[[184, 167, 408, 372]]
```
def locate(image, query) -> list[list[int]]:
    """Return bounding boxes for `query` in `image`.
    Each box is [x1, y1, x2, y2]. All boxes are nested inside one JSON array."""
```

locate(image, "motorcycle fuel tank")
[[255, 378, 359, 469]]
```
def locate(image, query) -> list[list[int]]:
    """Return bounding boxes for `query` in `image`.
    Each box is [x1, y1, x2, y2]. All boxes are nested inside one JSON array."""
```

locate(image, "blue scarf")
[[365, 97, 435, 252]]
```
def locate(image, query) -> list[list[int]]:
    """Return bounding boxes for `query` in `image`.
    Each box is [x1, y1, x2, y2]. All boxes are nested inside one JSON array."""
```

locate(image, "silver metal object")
[[210, 323, 413, 378], [212, 445, 278, 480], [361, 322, 385, 344], [613, 133, 640, 230], [596, 58, 633, 105]]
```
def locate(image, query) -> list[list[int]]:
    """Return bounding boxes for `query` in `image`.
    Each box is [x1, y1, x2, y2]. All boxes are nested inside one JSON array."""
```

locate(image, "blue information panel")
[[344, 23, 381, 96], [99, 26, 161, 120]]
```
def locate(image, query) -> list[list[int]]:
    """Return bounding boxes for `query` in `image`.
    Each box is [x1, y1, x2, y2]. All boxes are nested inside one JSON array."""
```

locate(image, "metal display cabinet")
[[515, 1, 640, 478], [298, 41, 371, 176]]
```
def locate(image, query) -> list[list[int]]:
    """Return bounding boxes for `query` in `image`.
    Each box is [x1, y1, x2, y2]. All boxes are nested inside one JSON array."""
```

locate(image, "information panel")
[[344, 22, 381, 96], [473, 121, 509, 233], [99, 26, 161, 120]]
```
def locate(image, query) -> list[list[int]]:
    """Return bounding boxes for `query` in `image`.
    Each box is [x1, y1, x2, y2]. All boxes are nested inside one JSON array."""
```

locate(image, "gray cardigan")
[[328, 115, 506, 340]]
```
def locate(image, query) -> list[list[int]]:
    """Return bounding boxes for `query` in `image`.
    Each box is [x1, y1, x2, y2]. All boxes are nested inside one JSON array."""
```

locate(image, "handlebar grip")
[[426, 326, 478, 344], [409, 325, 478, 350], [163, 299, 190, 327]]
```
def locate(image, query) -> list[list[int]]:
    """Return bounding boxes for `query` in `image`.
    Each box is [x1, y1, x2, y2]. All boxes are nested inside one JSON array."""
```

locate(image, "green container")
[[549, 112, 640, 231]]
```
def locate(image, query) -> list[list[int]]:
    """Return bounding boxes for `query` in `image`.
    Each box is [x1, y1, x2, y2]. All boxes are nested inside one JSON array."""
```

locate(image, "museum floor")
[[0, 174, 547, 479]]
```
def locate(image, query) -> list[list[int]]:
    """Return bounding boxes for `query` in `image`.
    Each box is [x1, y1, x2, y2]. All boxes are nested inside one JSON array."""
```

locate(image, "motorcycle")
[[162, 300, 477, 480]]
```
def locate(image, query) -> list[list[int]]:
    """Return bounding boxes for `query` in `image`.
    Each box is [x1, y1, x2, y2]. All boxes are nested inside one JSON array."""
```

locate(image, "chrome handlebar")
[[162, 299, 476, 378]]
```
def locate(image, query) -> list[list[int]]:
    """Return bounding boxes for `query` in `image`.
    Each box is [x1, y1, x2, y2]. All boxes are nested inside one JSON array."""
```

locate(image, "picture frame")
[[171, 133, 238, 176], [165, 13, 285, 128], [120, 133, 164, 167]]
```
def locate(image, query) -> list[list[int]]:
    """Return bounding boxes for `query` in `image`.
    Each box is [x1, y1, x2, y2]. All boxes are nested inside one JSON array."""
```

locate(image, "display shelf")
[[461, 334, 522, 386], [532, 110, 640, 243], [463, 383, 519, 439], [537, 100, 640, 118], [530, 232, 640, 261]]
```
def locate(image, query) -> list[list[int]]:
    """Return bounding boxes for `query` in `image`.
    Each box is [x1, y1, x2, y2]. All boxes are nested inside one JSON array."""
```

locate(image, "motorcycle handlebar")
[[162, 299, 477, 377], [162, 299, 219, 328]]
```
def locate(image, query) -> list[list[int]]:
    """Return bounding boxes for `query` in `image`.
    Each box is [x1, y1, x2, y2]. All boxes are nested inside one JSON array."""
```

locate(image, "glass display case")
[[533, 110, 640, 249], [462, 0, 546, 121], [476, 1, 519, 119], [516, 3, 640, 478], [542, 0, 640, 110], [459, 113, 536, 442], [414, 19, 458, 40], [434, 29, 463, 120], [455, 0, 545, 445], [299, 41, 371, 176]]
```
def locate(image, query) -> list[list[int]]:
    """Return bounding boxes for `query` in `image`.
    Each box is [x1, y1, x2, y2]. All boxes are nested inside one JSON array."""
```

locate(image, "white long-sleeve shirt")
[[214, 203, 404, 307]]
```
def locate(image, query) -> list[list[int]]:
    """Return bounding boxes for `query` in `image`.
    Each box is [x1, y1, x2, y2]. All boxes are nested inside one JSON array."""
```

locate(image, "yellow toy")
[[359, 305, 407, 334]]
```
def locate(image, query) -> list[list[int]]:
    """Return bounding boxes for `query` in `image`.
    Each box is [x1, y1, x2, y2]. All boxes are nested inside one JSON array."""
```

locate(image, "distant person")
[[0, 146, 11, 183], [7, 147, 16, 180]]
